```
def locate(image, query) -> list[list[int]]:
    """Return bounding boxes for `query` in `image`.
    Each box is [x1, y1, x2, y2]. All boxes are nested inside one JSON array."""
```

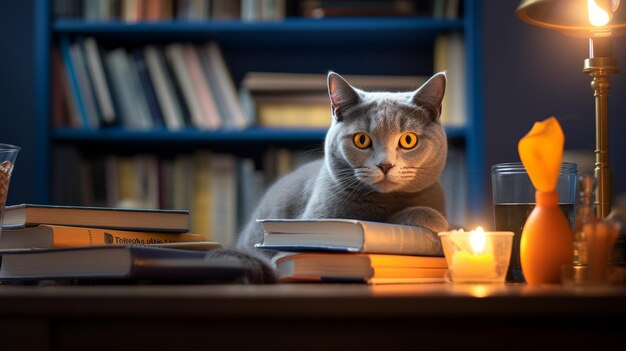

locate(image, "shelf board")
[[52, 126, 466, 144], [52, 18, 465, 45], [52, 127, 329, 144]]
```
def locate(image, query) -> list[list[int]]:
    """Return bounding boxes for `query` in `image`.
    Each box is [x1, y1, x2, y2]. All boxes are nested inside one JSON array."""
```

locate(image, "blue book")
[[0, 246, 246, 282], [59, 35, 89, 129], [132, 50, 165, 129]]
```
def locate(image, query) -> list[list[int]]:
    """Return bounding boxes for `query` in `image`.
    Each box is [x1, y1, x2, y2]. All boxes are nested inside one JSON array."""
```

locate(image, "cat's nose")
[[377, 163, 394, 175]]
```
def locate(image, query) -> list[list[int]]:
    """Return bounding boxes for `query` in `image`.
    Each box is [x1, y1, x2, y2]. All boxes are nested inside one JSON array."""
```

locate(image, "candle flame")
[[470, 226, 486, 255], [588, 0, 611, 26]]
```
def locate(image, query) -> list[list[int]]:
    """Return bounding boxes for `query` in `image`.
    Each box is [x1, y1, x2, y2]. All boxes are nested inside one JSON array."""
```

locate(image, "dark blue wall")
[[0, 0, 37, 205]]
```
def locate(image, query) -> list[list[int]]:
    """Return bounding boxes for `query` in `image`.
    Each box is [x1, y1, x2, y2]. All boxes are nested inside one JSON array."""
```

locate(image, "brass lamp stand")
[[584, 36, 619, 217], [517, 0, 626, 218]]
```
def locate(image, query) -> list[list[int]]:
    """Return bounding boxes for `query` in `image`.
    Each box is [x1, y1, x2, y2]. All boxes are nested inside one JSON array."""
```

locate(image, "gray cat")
[[236, 71, 449, 268]]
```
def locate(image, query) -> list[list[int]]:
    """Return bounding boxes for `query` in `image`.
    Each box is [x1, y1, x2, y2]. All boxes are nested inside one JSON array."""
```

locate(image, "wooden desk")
[[1, 283, 625, 350]]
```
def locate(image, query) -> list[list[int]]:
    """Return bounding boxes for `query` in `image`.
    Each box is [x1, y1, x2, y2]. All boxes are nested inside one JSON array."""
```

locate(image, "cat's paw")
[[387, 206, 449, 233], [205, 248, 279, 284]]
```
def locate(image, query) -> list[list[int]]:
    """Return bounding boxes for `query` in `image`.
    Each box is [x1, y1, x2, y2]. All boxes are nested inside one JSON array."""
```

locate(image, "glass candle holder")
[[438, 228, 514, 283]]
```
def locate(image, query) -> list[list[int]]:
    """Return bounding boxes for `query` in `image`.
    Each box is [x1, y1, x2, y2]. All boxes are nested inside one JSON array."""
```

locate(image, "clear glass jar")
[[491, 162, 577, 282]]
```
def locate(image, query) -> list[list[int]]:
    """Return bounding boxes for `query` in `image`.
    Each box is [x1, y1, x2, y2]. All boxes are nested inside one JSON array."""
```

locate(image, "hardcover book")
[[0, 225, 206, 250], [0, 245, 244, 282], [2, 204, 190, 233], [277, 252, 447, 284], [256, 219, 441, 256]]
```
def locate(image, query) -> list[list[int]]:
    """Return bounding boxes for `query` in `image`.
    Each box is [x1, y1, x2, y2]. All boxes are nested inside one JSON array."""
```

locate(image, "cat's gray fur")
[[234, 71, 449, 272]]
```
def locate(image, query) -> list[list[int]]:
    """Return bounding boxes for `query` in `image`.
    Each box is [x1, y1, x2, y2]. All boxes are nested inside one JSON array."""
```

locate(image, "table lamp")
[[517, 0, 626, 218]]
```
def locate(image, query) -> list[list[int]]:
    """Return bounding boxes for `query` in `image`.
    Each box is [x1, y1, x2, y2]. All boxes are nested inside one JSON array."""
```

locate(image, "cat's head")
[[324, 72, 447, 193]]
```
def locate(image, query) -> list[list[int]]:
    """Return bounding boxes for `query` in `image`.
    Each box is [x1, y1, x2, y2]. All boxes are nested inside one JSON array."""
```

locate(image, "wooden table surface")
[[1, 282, 625, 350]]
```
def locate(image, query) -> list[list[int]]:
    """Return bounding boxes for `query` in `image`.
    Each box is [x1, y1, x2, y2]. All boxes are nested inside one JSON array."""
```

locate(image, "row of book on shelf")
[[0, 204, 448, 284], [52, 145, 324, 246], [53, 37, 248, 131], [54, 0, 286, 21], [53, 34, 466, 131], [51, 145, 467, 246], [53, 0, 461, 22]]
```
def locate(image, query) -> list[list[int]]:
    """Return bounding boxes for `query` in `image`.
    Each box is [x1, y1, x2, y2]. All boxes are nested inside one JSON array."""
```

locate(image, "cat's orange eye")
[[353, 132, 371, 149], [399, 132, 418, 149]]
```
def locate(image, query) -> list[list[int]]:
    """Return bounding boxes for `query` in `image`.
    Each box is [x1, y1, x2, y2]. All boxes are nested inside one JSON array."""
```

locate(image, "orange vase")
[[520, 191, 573, 284]]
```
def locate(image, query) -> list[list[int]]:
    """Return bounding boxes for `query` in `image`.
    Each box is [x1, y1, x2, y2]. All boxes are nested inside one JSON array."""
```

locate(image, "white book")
[[183, 44, 221, 129], [257, 219, 441, 256], [83, 37, 116, 124], [165, 44, 208, 129], [144, 46, 184, 130], [203, 42, 248, 129], [210, 154, 237, 247]]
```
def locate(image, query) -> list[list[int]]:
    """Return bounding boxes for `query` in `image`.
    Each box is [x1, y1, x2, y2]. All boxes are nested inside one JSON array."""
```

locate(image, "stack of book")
[[255, 219, 448, 284], [0, 204, 245, 283], [240, 72, 428, 129]]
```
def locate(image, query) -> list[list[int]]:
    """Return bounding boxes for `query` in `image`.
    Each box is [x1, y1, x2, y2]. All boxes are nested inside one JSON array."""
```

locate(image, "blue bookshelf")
[[34, 0, 485, 222]]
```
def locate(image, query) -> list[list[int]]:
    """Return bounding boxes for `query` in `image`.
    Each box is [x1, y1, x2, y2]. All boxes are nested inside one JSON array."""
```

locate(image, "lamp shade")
[[517, 0, 626, 37]]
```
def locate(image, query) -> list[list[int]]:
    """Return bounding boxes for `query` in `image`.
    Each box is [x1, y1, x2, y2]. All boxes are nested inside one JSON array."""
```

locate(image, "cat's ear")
[[327, 71, 359, 121], [411, 72, 446, 121]]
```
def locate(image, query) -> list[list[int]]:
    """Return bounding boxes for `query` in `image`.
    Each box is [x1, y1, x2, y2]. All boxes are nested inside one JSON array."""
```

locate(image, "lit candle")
[[450, 227, 497, 280]]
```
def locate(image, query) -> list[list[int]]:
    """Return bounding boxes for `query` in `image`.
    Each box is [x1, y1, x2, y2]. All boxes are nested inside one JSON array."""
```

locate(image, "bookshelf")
[[34, 0, 485, 237]]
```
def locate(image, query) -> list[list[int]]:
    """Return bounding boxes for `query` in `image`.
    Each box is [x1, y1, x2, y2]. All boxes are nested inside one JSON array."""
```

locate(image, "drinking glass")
[[491, 162, 577, 282], [0, 144, 20, 236]]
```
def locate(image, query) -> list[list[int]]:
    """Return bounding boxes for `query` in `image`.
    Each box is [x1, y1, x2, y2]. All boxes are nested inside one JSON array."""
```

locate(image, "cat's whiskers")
[[337, 178, 368, 209]]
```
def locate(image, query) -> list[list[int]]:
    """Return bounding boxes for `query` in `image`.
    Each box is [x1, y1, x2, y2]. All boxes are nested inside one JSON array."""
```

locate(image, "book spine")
[[82, 37, 116, 124], [204, 42, 248, 129], [50, 227, 204, 248], [182, 44, 222, 129], [50, 46, 69, 128], [69, 41, 101, 129], [257, 103, 331, 128], [192, 151, 213, 239], [144, 45, 185, 130], [210, 154, 237, 246], [132, 50, 166, 128], [59, 36, 90, 129], [165, 44, 207, 129]]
